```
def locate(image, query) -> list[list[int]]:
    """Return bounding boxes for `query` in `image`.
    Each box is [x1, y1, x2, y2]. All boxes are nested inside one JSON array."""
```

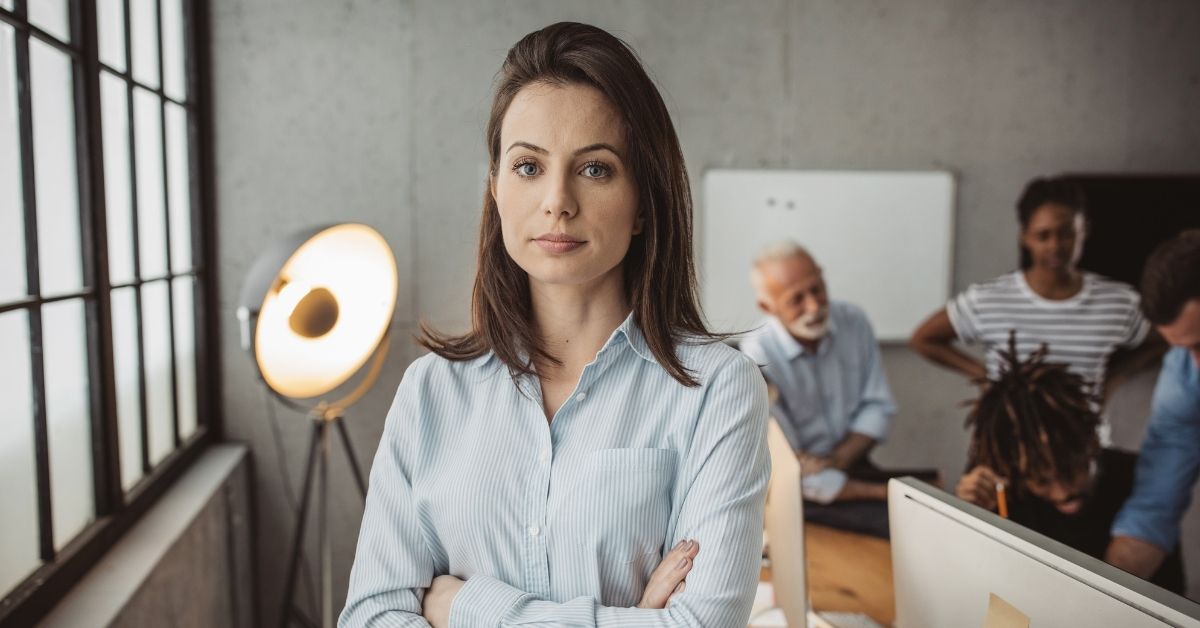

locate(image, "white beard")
[[786, 309, 829, 340]]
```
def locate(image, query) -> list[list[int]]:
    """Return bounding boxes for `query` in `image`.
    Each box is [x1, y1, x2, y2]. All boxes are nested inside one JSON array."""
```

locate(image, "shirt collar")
[[766, 308, 838, 359], [609, 312, 657, 364]]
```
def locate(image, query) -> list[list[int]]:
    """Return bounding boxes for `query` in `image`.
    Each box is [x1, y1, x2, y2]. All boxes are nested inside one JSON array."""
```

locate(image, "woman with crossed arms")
[[340, 22, 770, 628]]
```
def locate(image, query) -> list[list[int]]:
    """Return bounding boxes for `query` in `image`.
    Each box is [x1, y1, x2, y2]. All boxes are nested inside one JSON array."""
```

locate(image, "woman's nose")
[[542, 174, 578, 219]]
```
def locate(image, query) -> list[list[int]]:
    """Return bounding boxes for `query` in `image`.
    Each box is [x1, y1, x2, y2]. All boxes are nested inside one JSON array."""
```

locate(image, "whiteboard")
[[700, 170, 955, 341]]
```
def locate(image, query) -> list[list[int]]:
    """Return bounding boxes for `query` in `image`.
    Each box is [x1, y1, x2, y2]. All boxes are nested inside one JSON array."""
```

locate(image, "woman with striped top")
[[910, 178, 1159, 426], [340, 23, 770, 628]]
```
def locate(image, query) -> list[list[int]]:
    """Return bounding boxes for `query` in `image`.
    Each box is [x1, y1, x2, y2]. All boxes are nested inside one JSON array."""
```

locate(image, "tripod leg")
[[280, 420, 323, 628], [334, 418, 368, 499], [319, 423, 333, 628]]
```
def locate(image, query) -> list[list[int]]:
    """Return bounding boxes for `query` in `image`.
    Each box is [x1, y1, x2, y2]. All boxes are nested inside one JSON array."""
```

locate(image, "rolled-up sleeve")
[[448, 354, 771, 627], [1111, 349, 1200, 552], [339, 364, 436, 627], [945, 286, 982, 344], [846, 311, 896, 442]]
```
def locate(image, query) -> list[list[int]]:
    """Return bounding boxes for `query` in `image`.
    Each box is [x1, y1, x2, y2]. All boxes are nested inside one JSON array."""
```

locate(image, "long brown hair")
[[419, 22, 719, 386]]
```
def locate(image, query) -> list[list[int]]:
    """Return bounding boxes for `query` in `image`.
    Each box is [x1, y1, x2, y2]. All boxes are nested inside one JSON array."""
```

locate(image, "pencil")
[[996, 482, 1009, 519]]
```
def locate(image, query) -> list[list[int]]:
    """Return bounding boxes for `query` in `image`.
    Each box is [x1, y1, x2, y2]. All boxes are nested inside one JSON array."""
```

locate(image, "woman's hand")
[[637, 539, 700, 609], [956, 465, 1006, 511], [422, 574, 465, 628]]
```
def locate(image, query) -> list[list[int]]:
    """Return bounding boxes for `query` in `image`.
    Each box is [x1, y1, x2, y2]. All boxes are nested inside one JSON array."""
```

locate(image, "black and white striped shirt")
[[947, 271, 1149, 388]]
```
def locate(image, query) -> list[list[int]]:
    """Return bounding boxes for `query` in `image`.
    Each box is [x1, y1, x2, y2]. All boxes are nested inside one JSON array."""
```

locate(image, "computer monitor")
[[763, 418, 809, 625], [889, 477, 1200, 627], [763, 419, 884, 628]]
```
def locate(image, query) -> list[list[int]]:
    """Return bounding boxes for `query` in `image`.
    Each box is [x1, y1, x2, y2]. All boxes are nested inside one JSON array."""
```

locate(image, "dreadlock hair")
[[965, 331, 1101, 492]]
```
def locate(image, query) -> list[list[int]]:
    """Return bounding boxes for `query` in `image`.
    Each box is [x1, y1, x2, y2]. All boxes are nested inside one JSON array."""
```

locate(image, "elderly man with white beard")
[[740, 241, 900, 538]]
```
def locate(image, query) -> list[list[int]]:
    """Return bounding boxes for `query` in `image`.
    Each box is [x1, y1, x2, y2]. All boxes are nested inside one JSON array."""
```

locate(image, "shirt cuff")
[[849, 411, 892, 442], [449, 574, 529, 628], [802, 468, 847, 504], [1111, 514, 1177, 554]]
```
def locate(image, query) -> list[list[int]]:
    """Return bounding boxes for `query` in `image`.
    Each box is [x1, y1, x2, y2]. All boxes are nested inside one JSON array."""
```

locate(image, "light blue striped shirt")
[[339, 314, 770, 627], [739, 301, 896, 503]]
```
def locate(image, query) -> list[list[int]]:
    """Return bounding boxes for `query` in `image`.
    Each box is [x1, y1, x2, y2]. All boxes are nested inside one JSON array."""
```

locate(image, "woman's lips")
[[534, 235, 585, 253]]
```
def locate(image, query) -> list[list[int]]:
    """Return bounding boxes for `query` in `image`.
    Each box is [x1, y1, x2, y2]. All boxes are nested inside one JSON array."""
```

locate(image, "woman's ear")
[[633, 212, 646, 235]]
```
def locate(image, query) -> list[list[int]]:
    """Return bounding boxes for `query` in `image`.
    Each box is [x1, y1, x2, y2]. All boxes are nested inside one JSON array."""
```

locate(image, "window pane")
[[112, 288, 143, 490], [0, 25, 27, 303], [101, 72, 135, 284], [0, 311, 40, 596], [98, 0, 126, 73], [30, 39, 83, 296], [142, 280, 174, 465], [172, 277, 196, 439], [161, 0, 185, 101], [165, 102, 191, 271], [130, 0, 159, 89], [133, 87, 166, 278], [28, 0, 70, 43], [42, 299, 94, 550]]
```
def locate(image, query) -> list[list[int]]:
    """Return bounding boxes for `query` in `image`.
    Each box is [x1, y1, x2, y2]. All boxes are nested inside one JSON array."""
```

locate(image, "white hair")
[[752, 240, 811, 267]]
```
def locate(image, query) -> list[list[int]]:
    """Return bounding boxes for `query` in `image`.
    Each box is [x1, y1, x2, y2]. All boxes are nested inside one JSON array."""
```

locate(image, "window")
[[0, 1, 213, 625]]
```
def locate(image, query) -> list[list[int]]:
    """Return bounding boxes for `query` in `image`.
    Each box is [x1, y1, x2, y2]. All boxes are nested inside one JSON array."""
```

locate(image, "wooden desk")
[[803, 522, 895, 625]]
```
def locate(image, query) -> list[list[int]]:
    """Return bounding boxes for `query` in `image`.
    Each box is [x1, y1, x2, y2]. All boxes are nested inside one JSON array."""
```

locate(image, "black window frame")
[[0, 0, 218, 626]]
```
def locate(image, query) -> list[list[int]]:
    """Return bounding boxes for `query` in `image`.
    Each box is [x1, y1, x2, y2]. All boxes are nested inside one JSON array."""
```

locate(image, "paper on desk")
[[983, 593, 1029, 628]]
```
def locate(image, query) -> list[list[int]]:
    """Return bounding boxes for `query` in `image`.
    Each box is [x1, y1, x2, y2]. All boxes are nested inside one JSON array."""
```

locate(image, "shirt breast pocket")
[[569, 448, 677, 565]]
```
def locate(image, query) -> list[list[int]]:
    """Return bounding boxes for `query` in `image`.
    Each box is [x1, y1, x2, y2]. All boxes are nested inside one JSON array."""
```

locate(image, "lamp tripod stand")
[[277, 331, 390, 628], [236, 224, 398, 628]]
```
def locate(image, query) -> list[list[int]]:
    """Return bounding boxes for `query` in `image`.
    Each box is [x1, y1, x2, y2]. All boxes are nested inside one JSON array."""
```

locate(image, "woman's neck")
[[1023, 266, 1083, 300], [530, 270, 631, 375]]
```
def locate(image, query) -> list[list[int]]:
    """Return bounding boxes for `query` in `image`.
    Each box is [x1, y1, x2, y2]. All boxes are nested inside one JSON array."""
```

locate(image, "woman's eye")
[[582, 163, 609, 178], [514, 162, 539, 176]]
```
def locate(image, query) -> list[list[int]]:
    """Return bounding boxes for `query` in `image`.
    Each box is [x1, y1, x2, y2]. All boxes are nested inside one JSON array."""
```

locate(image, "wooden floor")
[[761, 523, 895, 625]]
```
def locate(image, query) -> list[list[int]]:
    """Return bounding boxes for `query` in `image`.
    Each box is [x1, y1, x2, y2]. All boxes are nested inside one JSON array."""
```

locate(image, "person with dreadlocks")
[[955, 333, 1184, 593]]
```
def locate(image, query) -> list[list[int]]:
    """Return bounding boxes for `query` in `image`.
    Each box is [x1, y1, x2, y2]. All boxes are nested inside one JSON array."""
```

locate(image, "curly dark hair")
[[965, 332, 1100, 489]]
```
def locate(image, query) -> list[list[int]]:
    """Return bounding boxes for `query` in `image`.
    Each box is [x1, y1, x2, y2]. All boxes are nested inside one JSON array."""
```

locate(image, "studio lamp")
[[237, 223, 397, 628]]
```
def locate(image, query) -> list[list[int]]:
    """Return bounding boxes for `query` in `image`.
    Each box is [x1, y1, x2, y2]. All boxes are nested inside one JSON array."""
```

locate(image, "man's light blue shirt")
[[339, 315, 770, 627], [1112, 347, 1200, 552], [740, 301, 897, 502]]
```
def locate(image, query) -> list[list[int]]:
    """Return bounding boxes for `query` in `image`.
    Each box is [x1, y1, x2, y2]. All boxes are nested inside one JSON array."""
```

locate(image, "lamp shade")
[[238, 223, 397, 400]]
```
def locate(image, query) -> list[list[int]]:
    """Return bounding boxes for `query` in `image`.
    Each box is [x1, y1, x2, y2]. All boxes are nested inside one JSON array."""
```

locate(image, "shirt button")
[[528, 525, 541, 537], [575, 392, 587, 402], [538, 448, 550, 462]]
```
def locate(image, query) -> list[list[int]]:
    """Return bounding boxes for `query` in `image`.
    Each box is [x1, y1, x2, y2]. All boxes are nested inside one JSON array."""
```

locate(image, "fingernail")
[[676, 557, 688, 570], [673, 540, 685, 551], [684, 540, 695, 551]]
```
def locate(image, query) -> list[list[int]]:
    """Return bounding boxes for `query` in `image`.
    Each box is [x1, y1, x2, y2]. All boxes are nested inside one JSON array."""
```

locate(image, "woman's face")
[[1020, 203, 1085, 272], [491, 81, 641, 293]]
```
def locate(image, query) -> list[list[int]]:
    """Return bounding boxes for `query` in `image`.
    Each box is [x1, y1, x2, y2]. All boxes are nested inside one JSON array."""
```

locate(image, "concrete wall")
[[210, 1, 1200, 621], [39, 445, 254, 628]]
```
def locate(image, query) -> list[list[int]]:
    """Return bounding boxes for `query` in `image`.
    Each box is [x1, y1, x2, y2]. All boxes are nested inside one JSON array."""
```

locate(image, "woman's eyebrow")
[[573, 142, 622, 158], [506, 141, 548, 155], [504, 141, 623, 158]]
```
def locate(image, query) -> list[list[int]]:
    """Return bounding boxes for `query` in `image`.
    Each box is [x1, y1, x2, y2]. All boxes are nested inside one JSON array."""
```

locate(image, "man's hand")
[[422, 574, 465, 628], [956, 465, 1006, 511], [1105, 535, 1168, 579], [638, 539, 700, 609], [796, 451, 831, 474], [828, 433, 877, 471]]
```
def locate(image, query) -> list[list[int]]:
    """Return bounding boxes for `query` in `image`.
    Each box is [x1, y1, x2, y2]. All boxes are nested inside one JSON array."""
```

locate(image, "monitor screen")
[[888, 478, 1200, 627]]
